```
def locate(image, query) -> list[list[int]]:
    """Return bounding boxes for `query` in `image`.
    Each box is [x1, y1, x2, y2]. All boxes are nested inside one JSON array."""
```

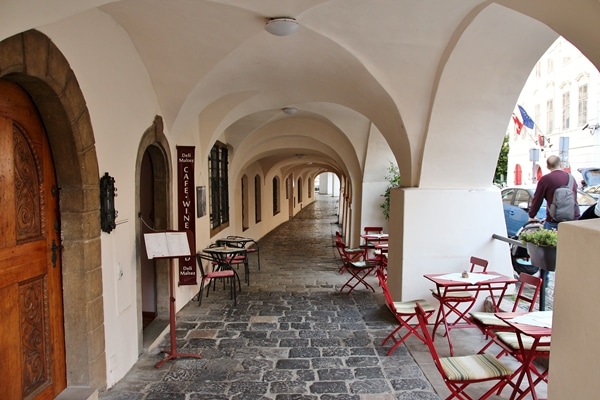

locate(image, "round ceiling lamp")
[[282, 107, 297, 115], [265, 17, 299, 36]]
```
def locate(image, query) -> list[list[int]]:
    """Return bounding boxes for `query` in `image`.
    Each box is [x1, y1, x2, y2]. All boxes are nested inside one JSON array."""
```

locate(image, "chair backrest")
[[364, 226, 383, 235], [336, 240, 365, 261], [469, 256, 489, 273], [196, 253, 211, 279], [512, 272, 543, 312], [414, 303, 444, 373], [376, 268, 396, 313]]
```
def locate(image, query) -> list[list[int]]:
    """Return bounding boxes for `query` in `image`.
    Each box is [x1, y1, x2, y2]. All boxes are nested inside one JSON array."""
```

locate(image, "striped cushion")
[[440, 353, 513, 381], [345, 247, 364, 253], [469, 311, 508, 328], [496, 332, 551, 352], [348, 261, 371, 269], [393, 299, 435, 314], [430, 288, 473, 298]]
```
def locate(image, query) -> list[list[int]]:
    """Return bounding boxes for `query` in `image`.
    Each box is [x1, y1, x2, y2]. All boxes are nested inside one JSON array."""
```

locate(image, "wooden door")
[[0, 80, 67, 399]]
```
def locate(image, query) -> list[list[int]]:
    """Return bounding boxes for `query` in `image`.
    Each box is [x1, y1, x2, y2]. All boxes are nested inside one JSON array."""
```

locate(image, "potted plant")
[[518, 228, 557, 271]]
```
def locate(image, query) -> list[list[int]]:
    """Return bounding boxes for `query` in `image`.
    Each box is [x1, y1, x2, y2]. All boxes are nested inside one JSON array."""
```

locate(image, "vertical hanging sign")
[[177, 146, 197, 285]]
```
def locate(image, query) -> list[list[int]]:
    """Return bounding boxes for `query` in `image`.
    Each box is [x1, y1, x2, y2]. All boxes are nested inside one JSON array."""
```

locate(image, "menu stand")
[[144, 230, 202, 368]]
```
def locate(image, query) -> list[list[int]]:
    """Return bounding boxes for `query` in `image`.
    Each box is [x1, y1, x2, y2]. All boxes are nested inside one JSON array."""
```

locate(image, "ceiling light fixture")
[[265, 17, 299, 36], [282, 107, 297, 115]]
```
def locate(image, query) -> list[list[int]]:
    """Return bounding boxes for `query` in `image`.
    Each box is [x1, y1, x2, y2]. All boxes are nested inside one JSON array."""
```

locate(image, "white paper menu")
[[144, 232, 191, 259]]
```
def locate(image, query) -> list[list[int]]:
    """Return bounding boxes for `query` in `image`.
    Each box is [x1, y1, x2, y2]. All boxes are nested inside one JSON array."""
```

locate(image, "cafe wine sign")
[[177, 146, 197, 285]]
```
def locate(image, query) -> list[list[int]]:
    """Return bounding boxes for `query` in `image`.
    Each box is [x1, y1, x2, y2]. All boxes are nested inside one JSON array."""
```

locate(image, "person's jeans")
[[543, 220, 558, 230]]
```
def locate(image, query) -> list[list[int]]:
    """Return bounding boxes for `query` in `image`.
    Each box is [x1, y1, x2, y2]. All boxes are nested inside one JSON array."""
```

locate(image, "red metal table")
[[495, 311, 552, 400], [424, 272, 517, 355]]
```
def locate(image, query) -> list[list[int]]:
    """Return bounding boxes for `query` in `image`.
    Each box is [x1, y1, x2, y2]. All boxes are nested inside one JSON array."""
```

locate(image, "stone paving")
[[99, 194, 440, 400]]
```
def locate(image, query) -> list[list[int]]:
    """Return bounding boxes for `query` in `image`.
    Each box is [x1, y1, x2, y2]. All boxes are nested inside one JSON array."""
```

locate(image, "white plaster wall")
[[386, 187, 514, 311], [40, 10, 164, 386], [361, 125, 393, 233], [548, 219, 600, 398]]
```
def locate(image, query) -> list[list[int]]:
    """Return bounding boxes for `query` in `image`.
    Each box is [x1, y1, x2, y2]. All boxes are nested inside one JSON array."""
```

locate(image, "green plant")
[[380, 162, 401, 220], [518, 228, 558, 247]]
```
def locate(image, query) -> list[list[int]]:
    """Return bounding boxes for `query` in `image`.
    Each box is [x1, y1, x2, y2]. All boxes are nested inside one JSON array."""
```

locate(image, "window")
[[546, 99, 554, 134], [272, 176, 280, 215], [562, 91, 570, 130], [308, 177, 312, 198], [209, 142, 229, 233], [578, 84, 588, 127], [241, 175, 248, 230], [297, 177, 302, 203], [254, 174, 261, 223], [547, 58, 554, 74]]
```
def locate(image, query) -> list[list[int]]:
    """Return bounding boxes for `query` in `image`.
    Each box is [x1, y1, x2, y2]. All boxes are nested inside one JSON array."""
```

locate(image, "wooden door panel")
[[0, 80, 66, 400]]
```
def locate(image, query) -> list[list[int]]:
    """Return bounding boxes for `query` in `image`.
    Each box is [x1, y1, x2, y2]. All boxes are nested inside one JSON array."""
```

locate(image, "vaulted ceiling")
[[3, 0, 600, 187]]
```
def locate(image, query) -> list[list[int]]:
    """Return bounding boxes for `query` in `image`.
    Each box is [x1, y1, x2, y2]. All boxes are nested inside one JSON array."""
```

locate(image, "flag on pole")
[[518, 105, 535, 129], [512, 114, 523, 135]]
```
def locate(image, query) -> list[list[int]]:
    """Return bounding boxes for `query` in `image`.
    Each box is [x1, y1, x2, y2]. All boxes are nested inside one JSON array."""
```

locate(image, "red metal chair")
[[414, 303, 514, 400], [430, 256, 489, 349], [469, 272, 543, 354], [335, 232, 366, 274], [336, 241, 375, 294], [377, 268, 435, 356]]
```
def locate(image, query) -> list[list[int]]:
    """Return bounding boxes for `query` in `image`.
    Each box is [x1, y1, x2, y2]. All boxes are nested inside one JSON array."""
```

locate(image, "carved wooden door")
[[0, 80, 67, 399]]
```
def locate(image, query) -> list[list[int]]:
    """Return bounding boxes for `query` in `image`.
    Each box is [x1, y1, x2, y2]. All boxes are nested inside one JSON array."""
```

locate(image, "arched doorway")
[[135, 118, 171, 351], [0, 30, 105, 392]]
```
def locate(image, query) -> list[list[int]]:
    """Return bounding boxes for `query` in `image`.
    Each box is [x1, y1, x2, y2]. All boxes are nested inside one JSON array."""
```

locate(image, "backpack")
[[548, 173, 576, 222]]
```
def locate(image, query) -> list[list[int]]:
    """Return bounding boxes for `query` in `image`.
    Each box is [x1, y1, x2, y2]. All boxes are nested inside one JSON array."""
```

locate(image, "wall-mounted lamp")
[[100, 172, 118, 233], [282, 107, 297, 115], [265, 17, 299, 36], [583, 123, 600, 135]]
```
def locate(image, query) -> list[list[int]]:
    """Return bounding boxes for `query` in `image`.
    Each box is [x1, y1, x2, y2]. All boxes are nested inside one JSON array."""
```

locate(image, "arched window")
[[254, 174, 261, 223], [241, 175, 248, 230], [272, 176, 280, 215], [297, 177, 302, 202]]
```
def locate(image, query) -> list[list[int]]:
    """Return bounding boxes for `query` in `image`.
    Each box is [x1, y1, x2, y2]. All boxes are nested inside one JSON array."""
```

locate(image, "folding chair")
[[336, 241, 375, 294], [377, 268, 435, 356], [430, 256, 489, 344], [414, 303, 514, 400], [469, 272, 542, 354], [335, 232, 366, 274], [196, 253, 240, 306]]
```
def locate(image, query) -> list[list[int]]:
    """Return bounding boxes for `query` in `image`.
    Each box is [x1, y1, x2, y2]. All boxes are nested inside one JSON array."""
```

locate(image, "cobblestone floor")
[[99, 194, 440, 400]]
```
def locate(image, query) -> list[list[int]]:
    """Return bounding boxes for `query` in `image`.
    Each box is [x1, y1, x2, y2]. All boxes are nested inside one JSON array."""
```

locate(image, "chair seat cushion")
[[469, 311, 508, 328], [495, 332, 551, 352], [348, 261, 372, 269], [440, 353, 513, 381], [393, 299, 435, 314], [345, 247, 364, 253]]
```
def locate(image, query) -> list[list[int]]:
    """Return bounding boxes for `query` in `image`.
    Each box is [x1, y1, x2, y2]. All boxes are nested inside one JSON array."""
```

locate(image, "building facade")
[[509, 37, 600, 185]]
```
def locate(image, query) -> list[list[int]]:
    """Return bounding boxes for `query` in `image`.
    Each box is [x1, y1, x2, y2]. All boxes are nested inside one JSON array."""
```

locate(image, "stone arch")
[[0, 30, 105, 389]]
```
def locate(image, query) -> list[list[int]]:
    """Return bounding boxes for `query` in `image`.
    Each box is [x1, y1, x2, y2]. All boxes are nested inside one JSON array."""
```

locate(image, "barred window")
[[209, 142, 229, 233]]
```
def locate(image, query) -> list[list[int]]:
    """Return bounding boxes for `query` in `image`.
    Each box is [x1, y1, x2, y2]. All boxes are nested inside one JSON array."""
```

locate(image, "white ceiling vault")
[[3, 0, 600, 187]]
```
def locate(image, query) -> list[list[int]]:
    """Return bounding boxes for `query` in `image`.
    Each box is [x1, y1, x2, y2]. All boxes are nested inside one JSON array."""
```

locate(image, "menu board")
[[143, 231, 191, 259]]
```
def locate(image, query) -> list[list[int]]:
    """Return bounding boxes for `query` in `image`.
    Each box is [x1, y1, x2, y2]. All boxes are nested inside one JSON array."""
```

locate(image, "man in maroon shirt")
[[528, 155, 579, 230]]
